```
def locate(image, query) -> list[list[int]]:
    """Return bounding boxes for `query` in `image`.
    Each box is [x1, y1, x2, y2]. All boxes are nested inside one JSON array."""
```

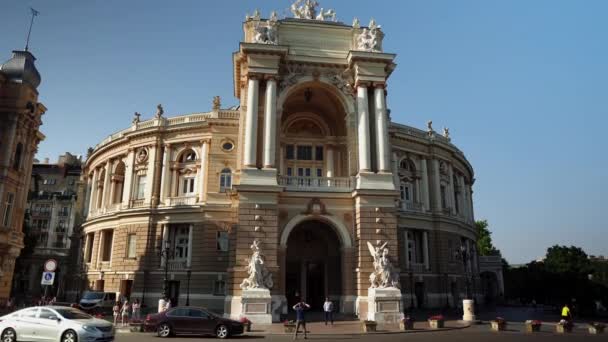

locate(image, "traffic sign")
[[41, 271, 55, 285], [44, 259, 57, 272]]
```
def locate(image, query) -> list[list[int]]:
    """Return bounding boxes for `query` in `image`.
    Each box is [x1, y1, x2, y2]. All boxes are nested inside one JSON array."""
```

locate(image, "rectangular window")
[[57, 220, 66, 233], [440, 185, 447, 209], [216, 231, 229, 252], [287, 167, 293, 176], [213, 280, 226, 295], [182, 178, 195, 195], [136, 175, 146, 199], [59, 206, 69, 216], [127, 234, 137, 258], [297, 168, 304, 177], [315, 146, 323, 161], [85, 233, 94, 262], [2, 193, 15, 227], [172, 226, 190, 260], [102, 230, 114, 262], [305, 168, 311, 177], [296, 146, 313, 160], [316, 168, 322, 177], [285, 145, 294, 160]]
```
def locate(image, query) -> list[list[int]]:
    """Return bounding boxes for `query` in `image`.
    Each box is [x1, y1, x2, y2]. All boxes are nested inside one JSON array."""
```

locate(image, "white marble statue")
[[240, 239, 274, 290], [443, 127, 450, 139], [352, 17, 360, 28], [252, 9, 261, 21], [316, 8, 337, 21], [356, 19, 383, 52], [252, 21, 278, 45], [270, 11, 278, 22], [367, 241, 400, 289]]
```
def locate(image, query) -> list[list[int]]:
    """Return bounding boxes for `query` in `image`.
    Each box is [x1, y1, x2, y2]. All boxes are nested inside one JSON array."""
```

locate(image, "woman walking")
[[131, 299, 141, 321], [112, 301, 120, 325]]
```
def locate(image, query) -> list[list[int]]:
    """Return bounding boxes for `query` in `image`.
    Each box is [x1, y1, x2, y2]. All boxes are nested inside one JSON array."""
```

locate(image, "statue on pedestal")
[[240, 239, 274, 290], [367, 241, 400, 288], [253, 20, 278, 45], [155, 104, 164, 119]]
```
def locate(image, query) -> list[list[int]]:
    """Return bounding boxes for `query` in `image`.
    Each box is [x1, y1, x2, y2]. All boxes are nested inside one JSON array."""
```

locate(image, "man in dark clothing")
[[293, 301, 310, 339]]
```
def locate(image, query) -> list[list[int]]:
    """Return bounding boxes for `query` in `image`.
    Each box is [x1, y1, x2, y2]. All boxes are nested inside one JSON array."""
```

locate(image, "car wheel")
[[61, 330, 77, 342], [1, 328, 16, 342], [157, 323, 172, 338], [216, 325, 229, 339]]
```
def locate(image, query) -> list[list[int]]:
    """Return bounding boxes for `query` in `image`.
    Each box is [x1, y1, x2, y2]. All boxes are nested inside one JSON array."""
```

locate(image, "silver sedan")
[[0, 306, 114, 342]]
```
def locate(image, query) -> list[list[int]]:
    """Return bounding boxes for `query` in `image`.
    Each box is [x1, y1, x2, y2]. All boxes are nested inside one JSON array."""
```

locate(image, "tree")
[[544, 245, 591, 275], [476, 220, 499, 256]]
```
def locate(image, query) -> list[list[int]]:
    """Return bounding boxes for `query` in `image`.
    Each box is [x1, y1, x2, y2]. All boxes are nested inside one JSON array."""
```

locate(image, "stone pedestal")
[[240, 289, 273, 324], [367, 287, 402, 323], [462, 299, 476, 321]]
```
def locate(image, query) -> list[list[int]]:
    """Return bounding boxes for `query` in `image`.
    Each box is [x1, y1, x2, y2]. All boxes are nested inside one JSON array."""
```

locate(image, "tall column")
[[468, 186, 475, 222], [83, 175, 92, 217], [243, 77, 260, 168], [161, 224, 169, 268], [187, 224, 193, 268], [448, 164, 456, 214], [144, 145, 157, 203], [122, 150, 135, 208], [160, 144, 172, 203], [458, 175, 466, 217], [279, 145, 285, 175], [263, 78, 277, 168], [404, 230, 410, 270], [420, 158, 430, 211], [392, 153, 399, 187], [432, 159, 442, 210], [374, 85, 391, 172], [356, 85, 371, 172], [102, 161, 112, 208], [423, 231, 430, 270], [0, 118, 17, 203], [88, 169, 99, 216], [198, 140, 209, 202], [326, 146, 334, 178]]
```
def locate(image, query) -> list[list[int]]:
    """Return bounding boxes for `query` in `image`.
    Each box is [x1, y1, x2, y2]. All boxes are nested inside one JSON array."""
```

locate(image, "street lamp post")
[[457, 245, 472, 299], [186, 270, 192, 306], [158, 240, 172, 299], [456, 243, 476, 321], [409, 271, 414, 309]]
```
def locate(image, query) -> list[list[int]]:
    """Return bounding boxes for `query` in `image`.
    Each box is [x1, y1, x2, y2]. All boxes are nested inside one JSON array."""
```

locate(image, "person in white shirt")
[[323, 297, 334, 325]]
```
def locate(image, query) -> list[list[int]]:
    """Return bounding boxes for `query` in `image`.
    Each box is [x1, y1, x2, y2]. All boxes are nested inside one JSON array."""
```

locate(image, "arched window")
[[13, 143, 23, 170], [399, 158, 418, 210], [177, 149, 197, 197], [112, 161, 125, 204], [219, 168, 232, 193], [96, 169, 105, 208]]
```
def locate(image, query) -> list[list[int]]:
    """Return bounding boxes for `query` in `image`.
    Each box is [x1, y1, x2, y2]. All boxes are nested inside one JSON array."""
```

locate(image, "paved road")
[[116, 325, 604, 341]]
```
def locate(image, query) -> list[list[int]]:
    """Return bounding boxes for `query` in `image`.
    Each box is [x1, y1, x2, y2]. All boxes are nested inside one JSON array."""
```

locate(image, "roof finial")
[[25, 8, 40, 51]]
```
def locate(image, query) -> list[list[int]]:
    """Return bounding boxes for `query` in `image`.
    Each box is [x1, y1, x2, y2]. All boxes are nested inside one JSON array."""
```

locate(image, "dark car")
[[144, 307, 244, 339]]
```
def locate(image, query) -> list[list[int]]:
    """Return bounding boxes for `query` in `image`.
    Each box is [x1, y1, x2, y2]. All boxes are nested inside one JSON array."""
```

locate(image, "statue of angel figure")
[[367, 241, 400, 289], [240, 239, 274, 290]]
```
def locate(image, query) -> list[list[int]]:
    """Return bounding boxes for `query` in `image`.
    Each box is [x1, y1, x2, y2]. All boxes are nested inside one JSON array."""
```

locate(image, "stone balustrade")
[[278, 176, 353, 192], [165, 196, 197, 206]]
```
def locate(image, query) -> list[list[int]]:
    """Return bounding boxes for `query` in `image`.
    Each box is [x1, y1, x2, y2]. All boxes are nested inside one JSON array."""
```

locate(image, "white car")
[[0, 306, 114, 342]]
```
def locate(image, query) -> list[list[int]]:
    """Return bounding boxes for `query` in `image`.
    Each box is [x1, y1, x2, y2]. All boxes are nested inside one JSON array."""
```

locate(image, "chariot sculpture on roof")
[[290, 0, 336, 21]]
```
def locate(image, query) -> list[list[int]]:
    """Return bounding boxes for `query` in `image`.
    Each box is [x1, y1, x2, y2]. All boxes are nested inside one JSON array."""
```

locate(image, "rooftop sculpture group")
[[356, 19, 383, 53]]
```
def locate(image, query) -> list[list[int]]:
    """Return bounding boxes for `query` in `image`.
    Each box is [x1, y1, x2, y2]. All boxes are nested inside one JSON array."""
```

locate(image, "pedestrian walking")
[[561, 303, 572, 323], [132, 299, 141, 321], [121, 300, 130, 326], [323, 297, 334, 325], [166, 298, 172, 311], [112, 301, 120, 325], [293, 300, 310, 340]]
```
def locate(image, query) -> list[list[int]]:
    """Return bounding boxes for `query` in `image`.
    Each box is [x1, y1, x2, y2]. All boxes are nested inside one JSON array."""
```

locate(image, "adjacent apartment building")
[[0, 49, 46, 304]]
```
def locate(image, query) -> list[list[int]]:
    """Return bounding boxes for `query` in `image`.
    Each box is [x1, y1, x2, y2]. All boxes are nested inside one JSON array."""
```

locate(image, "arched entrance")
[[285, 220, 342, 311]]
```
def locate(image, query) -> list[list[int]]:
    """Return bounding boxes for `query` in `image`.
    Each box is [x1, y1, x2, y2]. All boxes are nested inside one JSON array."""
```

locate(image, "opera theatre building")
[[80, 2, 482, 322]]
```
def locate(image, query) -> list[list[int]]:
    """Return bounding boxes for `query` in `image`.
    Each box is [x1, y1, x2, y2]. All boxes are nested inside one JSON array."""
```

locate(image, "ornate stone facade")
[[0, 50, 46, 304], [79, 2, 481, 320]]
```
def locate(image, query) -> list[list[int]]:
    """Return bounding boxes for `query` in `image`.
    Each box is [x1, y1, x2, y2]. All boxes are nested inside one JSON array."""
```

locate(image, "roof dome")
[[0, 50, 41, 88]]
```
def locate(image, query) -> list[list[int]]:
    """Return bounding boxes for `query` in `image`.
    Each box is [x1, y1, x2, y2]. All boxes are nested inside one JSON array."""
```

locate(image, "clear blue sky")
[[2, 1, 607, 264]]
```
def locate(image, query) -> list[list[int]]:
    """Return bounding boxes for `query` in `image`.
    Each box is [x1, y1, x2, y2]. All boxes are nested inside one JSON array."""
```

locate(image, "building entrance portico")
[[285, 219, 342, 311]]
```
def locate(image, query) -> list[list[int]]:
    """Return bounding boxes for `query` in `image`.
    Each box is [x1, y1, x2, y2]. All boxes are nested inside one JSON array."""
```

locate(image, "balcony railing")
[[167, 260, 188, 271], [278, 176, 353, 192], [401, 202, 423, 212], [165, 196, 197, 206], [130, 199, 146, 208]]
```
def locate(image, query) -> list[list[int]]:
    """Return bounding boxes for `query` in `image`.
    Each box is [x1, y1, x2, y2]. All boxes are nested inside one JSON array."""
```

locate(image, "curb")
[[246, 323, 472, 336]]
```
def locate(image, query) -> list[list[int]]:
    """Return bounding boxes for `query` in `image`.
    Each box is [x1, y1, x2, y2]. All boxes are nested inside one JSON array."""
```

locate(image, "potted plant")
[[490, 317, 506, 331], [588, 322, 606, 334], [362, 320, 377, 332], [525, 320, 542, 332], [428, 315, 445, 329], [399, 316, 414, 330], [239, 317, 252, 332], [283, 320, 296, 333], [556, 319, 573, 333]]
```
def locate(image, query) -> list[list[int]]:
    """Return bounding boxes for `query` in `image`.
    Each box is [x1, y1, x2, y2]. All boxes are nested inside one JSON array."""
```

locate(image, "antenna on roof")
[[25, 7, 40, 51]]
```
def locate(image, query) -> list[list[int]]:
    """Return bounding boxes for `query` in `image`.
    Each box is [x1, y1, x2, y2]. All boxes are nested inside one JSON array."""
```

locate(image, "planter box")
[[556, 324, 572, 333], [362, 322, 377, 332], [428, 319, 444, 329], [525, 323, 541, 332], [284, 324, 296, 333], [490, 321, 506, 331], [589, 326, 605, 334], [399, 320, 414, 330]]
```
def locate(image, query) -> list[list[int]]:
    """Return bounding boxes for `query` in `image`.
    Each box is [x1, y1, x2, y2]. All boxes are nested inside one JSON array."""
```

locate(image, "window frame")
[[126, 233, 137, 259], [3, 192, 15, 227], [216, 231, 229, 252]]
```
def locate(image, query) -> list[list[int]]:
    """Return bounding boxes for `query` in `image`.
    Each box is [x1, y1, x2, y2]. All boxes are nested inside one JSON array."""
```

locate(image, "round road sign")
[[44, 259, 57, 272]]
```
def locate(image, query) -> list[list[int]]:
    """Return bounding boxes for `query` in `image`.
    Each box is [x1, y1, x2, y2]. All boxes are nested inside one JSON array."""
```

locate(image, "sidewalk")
[[248, 320, 470, 335]]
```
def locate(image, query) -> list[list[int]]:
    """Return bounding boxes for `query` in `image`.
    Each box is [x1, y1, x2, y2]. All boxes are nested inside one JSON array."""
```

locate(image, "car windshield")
[[55, 308, 92, 320], [81, 292, 104, 300]]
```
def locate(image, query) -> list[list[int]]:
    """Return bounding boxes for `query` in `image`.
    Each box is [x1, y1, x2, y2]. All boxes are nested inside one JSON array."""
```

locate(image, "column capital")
[[199, 138, 211, 145], [246, 73, 261, 81], [373, 82, 387, 89], [264, 75, 278, 82], [355, 81, 371, 89]]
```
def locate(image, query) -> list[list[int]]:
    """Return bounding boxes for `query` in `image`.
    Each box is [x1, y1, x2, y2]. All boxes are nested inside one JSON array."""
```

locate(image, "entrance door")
[[306, 261, 325, 310], [119, 280, 133, 300], [286, 261, 301, 308], [168, 281, 180, 306]]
